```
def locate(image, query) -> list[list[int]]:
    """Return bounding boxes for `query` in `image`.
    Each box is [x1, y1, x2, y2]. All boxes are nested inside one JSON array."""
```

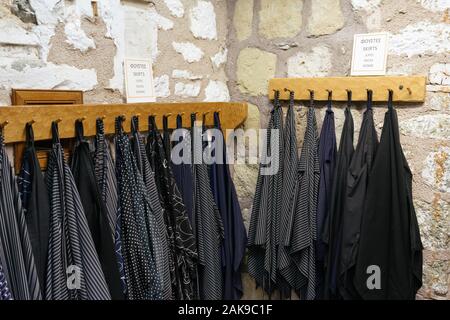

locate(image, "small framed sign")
[[124, 58, 155, 103], [351, 32, 389, 76]]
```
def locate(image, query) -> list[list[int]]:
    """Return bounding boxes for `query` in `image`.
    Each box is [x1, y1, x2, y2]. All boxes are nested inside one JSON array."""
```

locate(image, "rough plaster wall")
[[151, 0, 229, 102], [228, 0, 450, 300], [0, 0, 230, 105], [47, 21, 122, 104]]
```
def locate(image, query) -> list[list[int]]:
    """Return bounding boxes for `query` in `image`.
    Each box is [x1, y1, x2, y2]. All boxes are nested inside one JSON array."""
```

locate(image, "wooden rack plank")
[[0, 102, 248, 144], [268, 76, 427, 102]]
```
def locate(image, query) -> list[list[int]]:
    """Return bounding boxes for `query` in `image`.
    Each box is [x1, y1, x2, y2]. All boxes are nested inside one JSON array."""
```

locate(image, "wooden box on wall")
[[11, 89, 84, 172]]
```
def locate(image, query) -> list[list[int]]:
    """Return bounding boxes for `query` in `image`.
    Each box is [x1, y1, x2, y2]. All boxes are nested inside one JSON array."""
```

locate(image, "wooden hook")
[[77, 116, 86, 122], [27, 119, 35, 125], [407, 87, 412, 95], [55, 118, 62, 124], [0, 121, 9, 129]]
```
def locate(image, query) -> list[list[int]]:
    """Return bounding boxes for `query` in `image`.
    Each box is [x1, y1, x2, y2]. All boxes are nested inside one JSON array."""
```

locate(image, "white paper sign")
[[351, 33, 388, 76], [124, 58, 155, 103]]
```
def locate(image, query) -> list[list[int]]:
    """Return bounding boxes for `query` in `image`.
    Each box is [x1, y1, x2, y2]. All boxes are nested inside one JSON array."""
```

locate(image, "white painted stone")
[[154, 74, 170, 98], [172, 42, 204, 63], [351, 0, 382, 30], [148, 8, 174, 31], [389, 22, 450, 57], [415, 199, 449, 249], [365, 8, 382, 31], [211, 47, 227, 69], [400, 114, 450, 140], [387, 63, 414, 76], [418, 0, 450, 12], [64, 4, 96, 52], [98, 0, 125, 91], [0, 63, 97, 91], [74, 0, 94, 17], [99, 1, 173, 91], [172, 69, 203, 80], [351, 0, 381, 10], [190, 0, 217, 40], [29, 0, 64, 25], [204, 80, 230, 102], [422, 147, 450, 193], [427, 84, 450, 93], [163, 0, 184, 18], [429, 63, 450, 86], [0, 17, 39, 46], [174, 82, 201, 97], [428, 93, 450, 111], [64, 21, 95, 52], [125, 6, 173, 63], [287, 45, 332, 77]]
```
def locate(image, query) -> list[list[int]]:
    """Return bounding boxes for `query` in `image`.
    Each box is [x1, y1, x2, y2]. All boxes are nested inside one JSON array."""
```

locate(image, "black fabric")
[[354, 98, 423, 300], [0, 128, 41, 300], [315, 101, 337, 299], [163, 115, 171, 161], [323, 106, 354, 299], [338, 95, 378, 299], [191, 113, 224, 300], [147, 116, 198, 300], [130, 116, 172, 300], [18, 123, 50, 290], [292, 104, 320, 300], [209, 112, 247, 300], [70, 120, 124, 300], [171, 115, 194, 223], [278, 92, 300, 296], [247, 96, 284, 295], [45, 121, 110, 300], [114, 116, 162, 300], [0, 256, 12, 300]]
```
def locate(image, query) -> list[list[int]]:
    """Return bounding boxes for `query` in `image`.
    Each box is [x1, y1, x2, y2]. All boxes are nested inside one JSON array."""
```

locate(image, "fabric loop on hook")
[[25, 123, 35, 148]]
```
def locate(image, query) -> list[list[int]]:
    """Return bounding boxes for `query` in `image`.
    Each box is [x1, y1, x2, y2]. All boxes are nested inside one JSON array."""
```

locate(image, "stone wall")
[[0, 0, 230, 105], [228, 0, 449, 300], [0, 0, 448, 300]]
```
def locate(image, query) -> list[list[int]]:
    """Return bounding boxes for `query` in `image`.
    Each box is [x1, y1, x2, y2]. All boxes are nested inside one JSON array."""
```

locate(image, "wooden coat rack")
[[0, 101, 248, 171], [0, 102, 248, 144], [268, 76, 427, 102]]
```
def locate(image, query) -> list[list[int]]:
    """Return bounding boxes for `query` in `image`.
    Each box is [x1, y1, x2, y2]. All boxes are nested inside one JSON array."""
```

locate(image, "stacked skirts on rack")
[[0, 94, 423, 300], [0, 112, 247, 300], [248, 90, 423, 300]]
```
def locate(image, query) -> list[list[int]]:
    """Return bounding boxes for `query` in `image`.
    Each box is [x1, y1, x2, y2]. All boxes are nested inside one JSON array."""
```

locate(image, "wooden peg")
[[0, 121, 9, 129]]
